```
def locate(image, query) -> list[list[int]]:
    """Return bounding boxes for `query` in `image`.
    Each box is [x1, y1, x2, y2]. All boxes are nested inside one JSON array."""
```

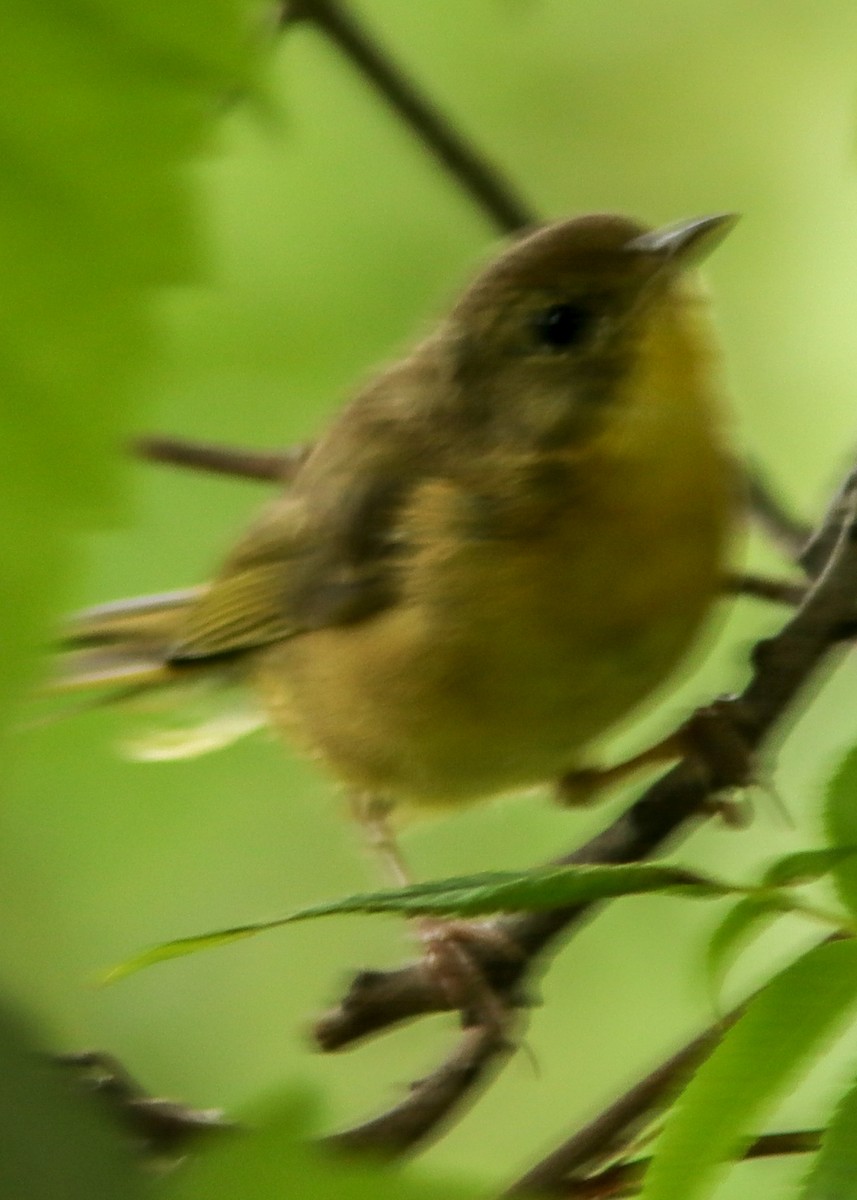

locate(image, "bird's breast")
[[254, 432, 733, 807]]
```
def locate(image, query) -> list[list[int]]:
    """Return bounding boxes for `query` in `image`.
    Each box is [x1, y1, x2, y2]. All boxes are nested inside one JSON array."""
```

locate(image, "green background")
[[6, 2, 857, 1194]]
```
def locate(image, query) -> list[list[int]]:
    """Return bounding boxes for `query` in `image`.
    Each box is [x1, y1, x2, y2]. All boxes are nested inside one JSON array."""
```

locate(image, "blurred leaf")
[[825, 747, 857, 920], [763, 847, 857, 887], [799, 1070, 857, 1199], [706, 849, 857, 996], [706, 893, 794, 999], [0, 998, 142, 1199], [164, 1088, 481, 1200], [105, 863, 740, 982], [0, 0, 266, 724], [640, 940, 857, 1200]]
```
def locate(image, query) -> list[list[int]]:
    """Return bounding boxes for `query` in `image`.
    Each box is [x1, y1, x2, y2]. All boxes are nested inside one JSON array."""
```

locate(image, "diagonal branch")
[[324, 1025, 516, 1156], [554, 1129, 823, 1200], [744, 462, 812, 561], [311, 459, 857, 1154], [133, 435, 309, 483], [504, 1017, 736, 1197], [283, 0, 536, 234]]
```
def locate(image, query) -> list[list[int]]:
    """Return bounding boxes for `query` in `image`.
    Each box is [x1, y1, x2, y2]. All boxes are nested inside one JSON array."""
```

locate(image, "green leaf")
[[640, 939, 857, 1200], [800, 1070, 857, 1199], [763, 847, 857, 887], [0, 0, 266, 726], [825, 747, 857, 920], [104, 863, 735, 983], [705, 849, 857, 995], [706, 893, 794, 998]]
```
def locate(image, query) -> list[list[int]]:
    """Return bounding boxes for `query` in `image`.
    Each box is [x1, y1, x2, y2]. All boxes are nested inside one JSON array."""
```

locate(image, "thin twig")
[[324, 1025, 515, 1155], [555, 1130, 823, 1198], [505, 1019, 734, 1196], [283, 0, 536, 234], [744, 464, 812, 560], [133, 435, 309, 483], [800, 459, 857, 575], [54, 1052, 237, 1158], [725, 572, 806, 606]]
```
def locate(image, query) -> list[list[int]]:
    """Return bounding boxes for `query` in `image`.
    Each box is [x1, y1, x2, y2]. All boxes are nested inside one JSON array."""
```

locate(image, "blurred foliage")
[[0, 1002, 142, 1199], [643, 940, 857, 1200], [164, 1090, 479, 1200], [6, 1, 857, 1197], [0, 0, 261, 718]]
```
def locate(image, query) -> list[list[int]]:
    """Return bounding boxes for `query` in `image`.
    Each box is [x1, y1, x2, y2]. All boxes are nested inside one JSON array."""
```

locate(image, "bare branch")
[[801, 459, 857, 575], [551, 1129, 823, 1198], [505, 1019, 734, 1196], [744, 463, 812, 560], [283, 0, 536, 235], [323, 1025, 515, 1156], [133, 435, 309, 483], [54, 1052, 237, 1158], [725, 572, 806, 607]]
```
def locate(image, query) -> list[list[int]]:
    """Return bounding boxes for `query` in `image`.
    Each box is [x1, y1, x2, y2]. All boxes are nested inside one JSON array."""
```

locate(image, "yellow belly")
[[254, 465, 732, 806]]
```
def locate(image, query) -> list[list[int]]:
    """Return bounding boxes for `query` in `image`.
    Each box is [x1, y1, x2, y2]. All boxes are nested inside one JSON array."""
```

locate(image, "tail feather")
[[62, 586, 203, 649], [41, 585, 267, 760], [51, 648, 179, 695], [52, 586, 202, 696]]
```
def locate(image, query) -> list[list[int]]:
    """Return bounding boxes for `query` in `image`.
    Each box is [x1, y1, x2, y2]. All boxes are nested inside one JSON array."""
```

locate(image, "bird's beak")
[[626, 213, 739, 268]]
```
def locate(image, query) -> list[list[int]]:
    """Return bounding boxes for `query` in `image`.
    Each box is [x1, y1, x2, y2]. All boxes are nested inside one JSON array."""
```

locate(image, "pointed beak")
[[626, 213, 739, 268]]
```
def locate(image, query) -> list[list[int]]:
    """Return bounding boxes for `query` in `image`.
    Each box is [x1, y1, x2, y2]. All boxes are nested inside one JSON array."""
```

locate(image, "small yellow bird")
[[55, 213, 737, 863]]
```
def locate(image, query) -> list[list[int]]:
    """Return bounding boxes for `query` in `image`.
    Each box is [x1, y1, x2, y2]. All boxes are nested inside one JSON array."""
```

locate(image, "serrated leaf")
[[825, 748, 857, 920], [640, 940, 857, 1200], [799, 1070, 857, 1199], [105, 863, 736, 983]]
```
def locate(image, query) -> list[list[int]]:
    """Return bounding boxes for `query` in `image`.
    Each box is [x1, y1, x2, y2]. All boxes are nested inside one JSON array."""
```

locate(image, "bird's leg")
[[348, 793, 520, 1035], [348, 793, 413, 887], [558, 699, 756, 825]]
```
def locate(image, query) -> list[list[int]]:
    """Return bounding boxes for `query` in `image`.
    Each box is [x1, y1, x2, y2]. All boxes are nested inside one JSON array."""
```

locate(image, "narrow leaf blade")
[[706, 894, 791, 997], [105, 863, 735, 982], [641, 940, 857, 1200], [763, 847, 857, 888], [825, 747, 857, 919], [800, 1070, 857, 1199]]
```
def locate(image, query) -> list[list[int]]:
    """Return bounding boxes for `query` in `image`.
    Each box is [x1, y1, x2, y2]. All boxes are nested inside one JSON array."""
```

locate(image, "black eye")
[[533, 303, 595, 350]]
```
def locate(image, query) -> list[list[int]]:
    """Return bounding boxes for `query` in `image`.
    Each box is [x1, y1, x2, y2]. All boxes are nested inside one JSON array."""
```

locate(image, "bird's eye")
[[533, 303, 596, 351]]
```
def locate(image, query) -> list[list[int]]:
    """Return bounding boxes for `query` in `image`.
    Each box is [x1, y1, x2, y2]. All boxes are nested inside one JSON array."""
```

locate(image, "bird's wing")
[[170, 470, 411, 661]]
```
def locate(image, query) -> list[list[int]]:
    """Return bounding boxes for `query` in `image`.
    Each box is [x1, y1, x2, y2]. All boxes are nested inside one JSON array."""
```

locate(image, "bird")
[[52, 212, 738, 886]]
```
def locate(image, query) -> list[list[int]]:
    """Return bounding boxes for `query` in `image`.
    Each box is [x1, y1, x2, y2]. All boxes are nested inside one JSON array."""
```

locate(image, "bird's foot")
[[417, 918, 523, 1038], [557, 697, 758, 824]]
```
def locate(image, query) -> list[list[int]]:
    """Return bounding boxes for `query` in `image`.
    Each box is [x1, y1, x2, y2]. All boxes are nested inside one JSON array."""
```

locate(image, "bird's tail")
[[42, 587, 267, 760]]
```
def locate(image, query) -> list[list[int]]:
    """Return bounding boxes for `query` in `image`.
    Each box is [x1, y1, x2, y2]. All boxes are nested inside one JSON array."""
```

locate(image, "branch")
[[744, 463, 812, 560], [552, 1130, 823, 1199], [54, 1052, 236, 1158], [133, 435, 309, 483], [725, 571, 805, 607], [505, 1017, 737, 1196], [800, 458, 857, 575], [324, 1025, 515, 1156], [311, 459, 857, 1154], [283, 0, 536, 235]]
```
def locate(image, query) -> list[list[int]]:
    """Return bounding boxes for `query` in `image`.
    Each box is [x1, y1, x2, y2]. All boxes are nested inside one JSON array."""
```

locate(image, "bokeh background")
[[6, 2, 857, 1194]]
